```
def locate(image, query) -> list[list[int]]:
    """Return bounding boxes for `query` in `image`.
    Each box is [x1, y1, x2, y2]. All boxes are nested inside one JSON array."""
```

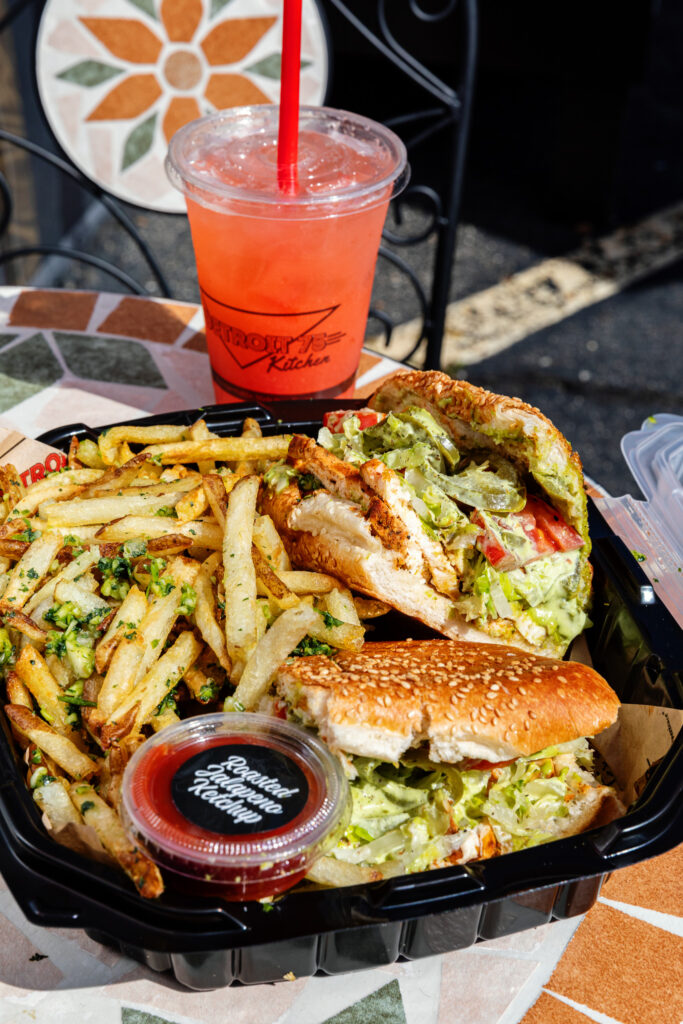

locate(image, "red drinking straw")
[[277, 0, 303, 195]]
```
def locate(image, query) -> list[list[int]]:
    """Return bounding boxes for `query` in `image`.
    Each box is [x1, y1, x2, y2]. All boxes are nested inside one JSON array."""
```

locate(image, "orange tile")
[[353, 368, 399, 399], [182, 330, 208, 352], [97, 296, 197, 345], [85, 74, 161, 121], [356, 351, 383, 378], [201, 18, 277, 65], [8, 289, 96, 330], [601, 844, 683, 917], [520, 991, 599, 1024], [546, 902, 683, 1024]]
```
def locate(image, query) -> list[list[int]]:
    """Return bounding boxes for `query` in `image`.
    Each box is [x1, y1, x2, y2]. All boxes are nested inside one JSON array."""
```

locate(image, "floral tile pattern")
[[36, 0, 329, 212]]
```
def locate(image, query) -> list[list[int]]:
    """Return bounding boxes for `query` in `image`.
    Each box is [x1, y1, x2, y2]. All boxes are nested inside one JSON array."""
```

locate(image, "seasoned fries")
[[0, 412, 375, 901]]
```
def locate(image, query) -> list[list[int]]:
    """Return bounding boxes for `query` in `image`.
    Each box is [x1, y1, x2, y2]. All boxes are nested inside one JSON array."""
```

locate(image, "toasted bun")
[[275, 638, 620, 765], [260, 484, 566, 657], [369, 370, 589, 550]]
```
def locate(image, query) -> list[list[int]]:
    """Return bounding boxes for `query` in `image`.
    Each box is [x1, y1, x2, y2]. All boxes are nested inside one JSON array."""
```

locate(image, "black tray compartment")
[[0, 400, 673, 990]]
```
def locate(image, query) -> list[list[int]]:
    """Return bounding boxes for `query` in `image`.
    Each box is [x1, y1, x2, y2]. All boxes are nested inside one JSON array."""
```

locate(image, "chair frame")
[[324, 0, 478, 368]]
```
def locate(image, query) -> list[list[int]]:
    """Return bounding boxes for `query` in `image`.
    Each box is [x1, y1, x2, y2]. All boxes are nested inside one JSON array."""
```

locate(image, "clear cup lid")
[[121, 712, 349, 878], [166, 105, 409, 214]]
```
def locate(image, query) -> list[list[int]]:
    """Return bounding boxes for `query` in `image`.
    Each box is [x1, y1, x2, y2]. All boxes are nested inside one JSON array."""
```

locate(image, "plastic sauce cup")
[[121, 712, 349, 901], [166, 105, 408, 403]]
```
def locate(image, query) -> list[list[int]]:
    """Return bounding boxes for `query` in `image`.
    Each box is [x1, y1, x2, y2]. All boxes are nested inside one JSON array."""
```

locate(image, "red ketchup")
[[121, 713, 349, 901]]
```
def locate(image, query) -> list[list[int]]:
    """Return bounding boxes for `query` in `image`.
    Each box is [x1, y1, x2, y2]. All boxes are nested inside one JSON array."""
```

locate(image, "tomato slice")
[[474, 497, 583, 571], [322, 408, 384, 433], [524, 496, 583, 552], [463, 757, 516, 771]]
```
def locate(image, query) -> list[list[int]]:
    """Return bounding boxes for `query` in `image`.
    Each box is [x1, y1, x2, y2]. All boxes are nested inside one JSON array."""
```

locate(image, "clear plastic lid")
[[121, 712, 349, 884], [595, 413, 683, 625], [166, 105, 408, 217]]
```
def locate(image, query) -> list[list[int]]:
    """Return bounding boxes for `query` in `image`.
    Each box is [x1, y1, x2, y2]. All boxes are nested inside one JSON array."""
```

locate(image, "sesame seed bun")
[[275, 639, 620, 765]]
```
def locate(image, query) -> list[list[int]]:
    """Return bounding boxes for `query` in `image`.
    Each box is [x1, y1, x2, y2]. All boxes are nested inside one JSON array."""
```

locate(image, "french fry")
[[134, 555, 199, 677], [276, 570, 339, 594], [95, 584, 147, 675], [145, 534, 194, 557], [4, 610, 47, 644], [15, 645, 74, 734], [353, 596, 391, 619], [74, 454, 151, 499], [202, 474, 228, 529], [117, 475, 202, 497], [0, 464, 24, 517], [68, 782, 164, 897], [34, 777, 84, 830], [175, 483, 209, 522], [95, 516, 222, 549], [67, 435, 82, 470], [45, 652, 73, 690], [5, 705, 97, 778], [53, 580, 110, 619], [252, 544, 299, 610], [6, 669, 32, 708], [98, 424, 189, 466], [141, 436, 291, 465], [305, 857, 385, 887], [189, 417, 218, 474], [2, 469, 103, 522], [230, 603, 320, 711], [39, 491, 182, 527], [184, 663, 222, 704], [322, 586, 362, 628], [223, 475, 260, 680], [76, 439, 106, 469], [235, 417, 263, 475], [107, 631, 202, 733], [0, 539, 29, 559], [0, 532, 63, 614], [25, 547, 101, 618], [252, 514, 291, 571], [308, 611, 364, 652], [193, 553, 231, 673], [97, 629, 146, 722], [149, 706, 181, 732]]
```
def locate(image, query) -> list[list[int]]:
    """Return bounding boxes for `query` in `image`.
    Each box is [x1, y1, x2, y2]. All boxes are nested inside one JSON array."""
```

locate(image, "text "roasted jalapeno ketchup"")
[[121, 713, 349, 901]]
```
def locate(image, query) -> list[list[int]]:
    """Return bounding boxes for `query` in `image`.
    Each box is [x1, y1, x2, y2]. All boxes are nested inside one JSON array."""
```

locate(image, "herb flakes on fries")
[[0, 415, 369, 900]]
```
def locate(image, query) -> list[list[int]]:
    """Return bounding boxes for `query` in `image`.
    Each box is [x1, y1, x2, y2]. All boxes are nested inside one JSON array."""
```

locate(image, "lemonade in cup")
[[166, 106, 408, 402]]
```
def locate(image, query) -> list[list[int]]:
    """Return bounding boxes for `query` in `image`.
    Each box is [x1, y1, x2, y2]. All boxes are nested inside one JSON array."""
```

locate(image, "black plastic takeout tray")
[[0, 399, 677, 990]]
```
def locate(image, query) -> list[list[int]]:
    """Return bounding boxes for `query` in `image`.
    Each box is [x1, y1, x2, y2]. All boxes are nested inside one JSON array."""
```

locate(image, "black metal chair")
[[321, 0, 478, 369], [0, 0, 477, 370]]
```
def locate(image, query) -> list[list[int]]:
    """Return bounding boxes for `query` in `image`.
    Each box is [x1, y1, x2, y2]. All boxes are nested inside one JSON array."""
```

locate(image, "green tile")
[[122, 112, 158, 171], [0, 333, 20, 350], [54, 332, 166, 390], [122, 1011, 175, 1024], [322, 980, 407, 1024], [0, 332, 62, 411], [57, 60, 123, 87]]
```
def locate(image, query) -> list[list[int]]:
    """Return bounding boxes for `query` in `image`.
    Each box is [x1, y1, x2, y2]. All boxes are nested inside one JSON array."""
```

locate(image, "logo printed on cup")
[[171, 743, 309, 835], [202, 291, 344, 375]]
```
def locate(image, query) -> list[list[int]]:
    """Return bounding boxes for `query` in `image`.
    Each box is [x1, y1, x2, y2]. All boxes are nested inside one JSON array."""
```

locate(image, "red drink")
[[167, 107, 408, 402]]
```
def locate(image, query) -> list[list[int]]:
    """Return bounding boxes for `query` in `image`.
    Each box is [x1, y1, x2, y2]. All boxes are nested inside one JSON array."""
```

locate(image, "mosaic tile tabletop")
[[0, 288, 680, 1024]]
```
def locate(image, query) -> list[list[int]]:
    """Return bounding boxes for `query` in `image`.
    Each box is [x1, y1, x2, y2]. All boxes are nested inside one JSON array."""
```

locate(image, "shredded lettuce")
[[331, 742, 600, 872]]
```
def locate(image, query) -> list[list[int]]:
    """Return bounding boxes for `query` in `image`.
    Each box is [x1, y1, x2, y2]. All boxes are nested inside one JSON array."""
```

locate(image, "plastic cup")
[[166, 105, 408, 403]]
